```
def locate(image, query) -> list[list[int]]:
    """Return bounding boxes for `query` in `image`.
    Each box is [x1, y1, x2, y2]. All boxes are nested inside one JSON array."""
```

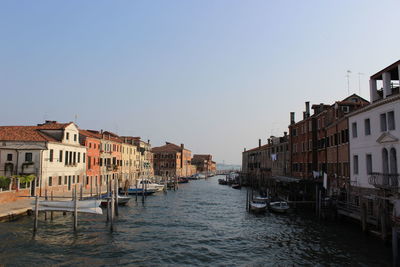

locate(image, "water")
[[0, 176, 392, 266]]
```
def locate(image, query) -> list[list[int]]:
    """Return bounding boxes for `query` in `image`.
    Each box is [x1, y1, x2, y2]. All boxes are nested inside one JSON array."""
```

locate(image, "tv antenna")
[[346, 70, 351, 95]]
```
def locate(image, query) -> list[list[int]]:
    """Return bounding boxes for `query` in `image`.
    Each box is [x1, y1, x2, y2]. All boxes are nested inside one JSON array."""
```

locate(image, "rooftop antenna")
[[357, 73, 364, 95], [74, 114, 78, 124], [346, 70, 352, 95]]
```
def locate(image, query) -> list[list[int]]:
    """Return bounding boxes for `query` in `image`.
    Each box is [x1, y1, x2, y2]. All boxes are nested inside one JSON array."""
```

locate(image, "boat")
[[178, 177, 189, 184], [120, 187, 157, 195], [137, 179, 165, 192], [218, 179, 228, 185], [269, 201, 290, 213], [39, 199, 102, 209], [249, 200, 267, 213], [254, 196, 269, 202], [231, 184, 241, 189], [33, 199, 103, 214], [100, 195, 131, 206]]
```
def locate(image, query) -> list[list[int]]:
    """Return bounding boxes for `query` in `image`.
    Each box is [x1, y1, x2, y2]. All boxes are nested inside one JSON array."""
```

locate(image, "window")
[[66, 132, 69, 140], [65, 151, 69, 165], [73, 152, 76, 164], [86, 176, 89, 185], [353, 155, 359, 174], [48, 176, 52, 186], [383, 148, 389, 174], [88, 156, 92, 169], [59, 150, 63, 162], [6, 154, 12, 161], [25, 152, 33, 162], [58, 176, 62, 185], [74, 134, 77, 141], [352, 122, 357, 138], [72, 175, 75, 184], [364, 119, 371, 135], [49, 149, 54, 162], [366, 154, 372, 174], [381, 113, 387, 132], [83, 153, 86, 163], [388, 111, 395, 130], [77, 175, 80, 183], [64, 176, 67, 184], [390, 148, 398, 174], [78, 152, 80, 163]]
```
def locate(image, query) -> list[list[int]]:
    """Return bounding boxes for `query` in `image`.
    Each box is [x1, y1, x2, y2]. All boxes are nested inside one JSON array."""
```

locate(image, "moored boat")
[[120, 188, 157, 195], [249, 200, 267, 213], [269, 201, 290, 213], [231, 184, 241, 189], [100, 195, 131, 206]]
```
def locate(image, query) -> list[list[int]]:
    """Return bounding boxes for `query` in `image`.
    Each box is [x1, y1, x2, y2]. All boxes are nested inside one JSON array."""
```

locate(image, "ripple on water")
[[0, 176, 392, 266]]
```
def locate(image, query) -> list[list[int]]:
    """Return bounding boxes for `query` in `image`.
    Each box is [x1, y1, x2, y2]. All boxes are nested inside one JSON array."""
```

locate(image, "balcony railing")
[[368, 172, 400, 190]]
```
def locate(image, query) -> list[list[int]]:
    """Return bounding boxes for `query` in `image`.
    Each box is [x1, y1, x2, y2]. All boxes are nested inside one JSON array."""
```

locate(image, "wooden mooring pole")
[[44, 189, 48, 220], [50, 191, 54, 221], [33, 195, 39, 233], [110, 184, 115, 232], [114, 178, 119, 216], [73, 185, 78, 231]]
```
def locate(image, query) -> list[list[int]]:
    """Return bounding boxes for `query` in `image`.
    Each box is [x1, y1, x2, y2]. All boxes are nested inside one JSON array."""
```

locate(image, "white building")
[[349, 61, 400, 192], [0, 121, 86, 199]]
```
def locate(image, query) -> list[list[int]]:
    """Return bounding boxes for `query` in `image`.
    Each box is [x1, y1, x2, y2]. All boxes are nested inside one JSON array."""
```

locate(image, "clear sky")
[[1, 0, 399, 165]]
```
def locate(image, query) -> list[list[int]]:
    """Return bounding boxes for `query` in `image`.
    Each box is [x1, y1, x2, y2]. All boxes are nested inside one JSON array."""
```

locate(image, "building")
[[348, 60, 400, 232], [0, 121, 86, 203], [131, 138, 153, 179], [120, 136, 140, 187], [289, 95, 369, 193], [152, 142, 195, 178], [79, 130, 101, 193], [191, 154, 216, 174]]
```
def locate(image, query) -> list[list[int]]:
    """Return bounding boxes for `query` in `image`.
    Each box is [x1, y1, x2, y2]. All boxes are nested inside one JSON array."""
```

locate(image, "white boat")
[[250, 200, 267, 213], [269, 201, 290, 213], [33, 199, 102, 214], [254, 196, 269, 202], [137, 179, 165, 192], [38, 199, 102, 209]]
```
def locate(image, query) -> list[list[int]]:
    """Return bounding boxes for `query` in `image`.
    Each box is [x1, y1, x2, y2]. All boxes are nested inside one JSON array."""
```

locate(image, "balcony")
[[368, 172, 400, 190]]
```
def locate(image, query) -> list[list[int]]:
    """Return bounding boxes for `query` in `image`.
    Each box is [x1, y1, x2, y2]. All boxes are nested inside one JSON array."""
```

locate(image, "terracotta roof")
[[193, 154, 212, 161], [36, 121, 73, 130], [79, 129, 102, 139], [0, 126, 59, 142], [152, 143, 183, 153]]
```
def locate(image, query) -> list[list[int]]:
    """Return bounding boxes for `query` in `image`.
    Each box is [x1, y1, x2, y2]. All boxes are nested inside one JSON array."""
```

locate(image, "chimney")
[[244, 148, 246, 152], [258, 139, 261, 148], [284, 131, 287, 136], [305, 101, 310, 117], [268, 139, 271, 145], [100, 129, 103, 134], [181, 143, 184, 149], [303, 111, 307, 119], [290, 112, 295, 125], [382, 72, 392, 98], [147, 139, 150, 144]]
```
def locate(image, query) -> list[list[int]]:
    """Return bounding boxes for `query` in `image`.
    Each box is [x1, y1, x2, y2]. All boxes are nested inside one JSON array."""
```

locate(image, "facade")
[[0, 121, 87, 202], [132, 138, 153, 179], [191, 154, 215, 174], [152, 142, 195, 178], [79, 130, 101, 192], [349, 61, 400, 196], [289, 95, 369, 194]]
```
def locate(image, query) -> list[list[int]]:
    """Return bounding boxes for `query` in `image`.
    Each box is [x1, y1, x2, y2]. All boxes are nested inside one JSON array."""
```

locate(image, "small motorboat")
[[33, 199, 102, 214], [178, 178, 189, 184], [249, 200, 267, 213], [218, 179, 228, 185], [120, 188, 157, 195], [231, 184, 241, 189], [269, 201, 290, 213], [101, 195, 131, 206], [254, 196, 269, 203]]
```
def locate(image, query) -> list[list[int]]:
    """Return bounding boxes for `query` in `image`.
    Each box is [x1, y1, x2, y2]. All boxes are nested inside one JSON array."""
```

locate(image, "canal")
[[0, 175, 392, 266]]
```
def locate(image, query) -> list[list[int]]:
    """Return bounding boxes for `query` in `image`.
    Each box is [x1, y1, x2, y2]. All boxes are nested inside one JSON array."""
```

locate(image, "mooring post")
[[80, 184, 83, 200], [114, 178, 119, 216], [44, 189, 48, 220], [33, 195, 39, 233], [73, 185, 78, 231], [110, 185, 114, 232], [50, 191, 54, 221], [142, 178, 145, 202]]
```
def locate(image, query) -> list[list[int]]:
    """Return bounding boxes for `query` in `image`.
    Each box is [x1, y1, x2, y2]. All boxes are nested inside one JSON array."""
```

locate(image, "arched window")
[[390, 148, 398, 174], [382, 148, 389, 174]]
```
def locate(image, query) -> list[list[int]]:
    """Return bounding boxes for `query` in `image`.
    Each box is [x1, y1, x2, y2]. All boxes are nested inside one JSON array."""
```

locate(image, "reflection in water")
[[0, 176, 392, 266]]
